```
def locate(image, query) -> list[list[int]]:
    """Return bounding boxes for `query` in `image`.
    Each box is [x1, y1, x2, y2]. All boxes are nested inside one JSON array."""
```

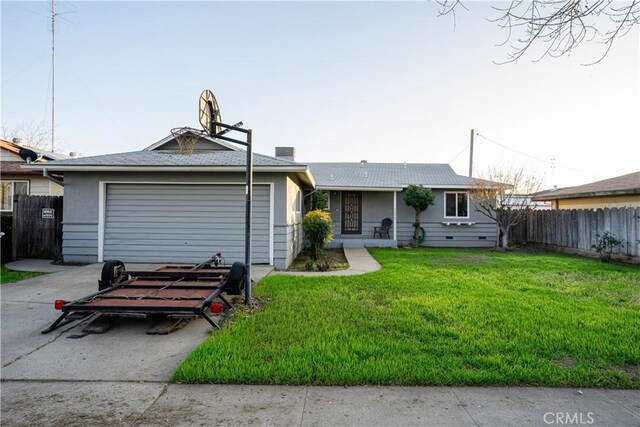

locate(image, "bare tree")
[[1, 121, 57, 151], [436, 0, 640, 64], [470, 166, 542, 248]]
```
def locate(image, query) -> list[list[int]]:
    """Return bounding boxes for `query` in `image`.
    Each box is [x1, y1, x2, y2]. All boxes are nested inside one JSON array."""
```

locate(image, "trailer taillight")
[[211, 302, 223, 314], [54, 300, 67, 310]]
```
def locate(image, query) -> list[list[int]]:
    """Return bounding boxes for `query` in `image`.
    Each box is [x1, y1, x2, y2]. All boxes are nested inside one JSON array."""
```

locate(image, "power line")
[[476, 133, 550, 165], [447, 143, 469, 163], [475, 133, 604, 178]]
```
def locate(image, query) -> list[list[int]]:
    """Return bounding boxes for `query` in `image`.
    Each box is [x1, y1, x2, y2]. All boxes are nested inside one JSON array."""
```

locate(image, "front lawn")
[[1, 264, 43, 284], [174, 249, 640, 387]]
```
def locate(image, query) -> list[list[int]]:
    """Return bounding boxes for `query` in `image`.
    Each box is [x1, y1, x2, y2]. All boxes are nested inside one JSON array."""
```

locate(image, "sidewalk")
[[1, 382, 637, 426]]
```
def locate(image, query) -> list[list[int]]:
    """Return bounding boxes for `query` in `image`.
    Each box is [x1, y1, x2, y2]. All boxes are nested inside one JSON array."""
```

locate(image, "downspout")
[[43, 168, 64, 186]]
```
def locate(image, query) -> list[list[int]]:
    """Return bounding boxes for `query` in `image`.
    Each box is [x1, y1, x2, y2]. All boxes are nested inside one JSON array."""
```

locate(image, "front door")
[[341, 192, 362, 234]]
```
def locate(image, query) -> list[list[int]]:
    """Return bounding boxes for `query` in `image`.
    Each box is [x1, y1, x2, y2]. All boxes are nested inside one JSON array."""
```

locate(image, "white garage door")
[[103, 184, 271, 264]]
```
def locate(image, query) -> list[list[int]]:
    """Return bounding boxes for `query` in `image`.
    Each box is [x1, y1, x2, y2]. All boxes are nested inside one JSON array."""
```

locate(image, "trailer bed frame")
[[42, 262, 238, 334]]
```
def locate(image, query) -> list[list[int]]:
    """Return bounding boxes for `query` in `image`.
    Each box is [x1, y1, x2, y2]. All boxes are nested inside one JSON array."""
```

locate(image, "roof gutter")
[[43, 168, 64, 187], [316, 184, 474, 191], [22, 165, 310, 173], [531, 188, 640, 201]]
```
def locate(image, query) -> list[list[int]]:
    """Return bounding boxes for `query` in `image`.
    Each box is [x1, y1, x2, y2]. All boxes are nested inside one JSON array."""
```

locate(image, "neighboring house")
[[0, 138, 68, 213], [308, 161, 497, 249], [24, 136, 314, 269], [531, 171, 640, 210], [24, 135, 498, 268]]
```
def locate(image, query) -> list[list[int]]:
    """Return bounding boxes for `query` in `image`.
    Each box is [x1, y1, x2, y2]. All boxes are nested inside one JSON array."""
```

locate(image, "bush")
[[592, 231, 625, 262], [316, 261, 331, 271], [1, 215, 13, 263], [312, 191, 329, 211], [403, 185, 435, 247], [304, 258, 316, 271], [302, 210, 333, 260]]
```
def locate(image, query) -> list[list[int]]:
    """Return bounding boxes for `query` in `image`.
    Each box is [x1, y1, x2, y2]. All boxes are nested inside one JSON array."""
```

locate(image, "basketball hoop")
[[170, 127, 206, 155]]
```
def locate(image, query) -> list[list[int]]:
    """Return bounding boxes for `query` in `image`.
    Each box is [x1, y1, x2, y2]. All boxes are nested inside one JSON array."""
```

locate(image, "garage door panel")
[[104, 184, 271, 264]]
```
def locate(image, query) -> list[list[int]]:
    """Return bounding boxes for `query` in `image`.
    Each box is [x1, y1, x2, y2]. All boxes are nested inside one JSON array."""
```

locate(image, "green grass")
[[1, 264, 43, 284], [174, 249, 640, 387]]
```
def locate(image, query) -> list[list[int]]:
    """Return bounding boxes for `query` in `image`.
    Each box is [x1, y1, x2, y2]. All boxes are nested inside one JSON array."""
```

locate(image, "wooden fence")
[[12, 195, 63, 260], [510, 207, 640, 258]]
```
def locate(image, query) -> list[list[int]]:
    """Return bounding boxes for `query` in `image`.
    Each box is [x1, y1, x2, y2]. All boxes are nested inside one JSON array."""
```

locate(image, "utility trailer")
[[42, 255, 246, 335]]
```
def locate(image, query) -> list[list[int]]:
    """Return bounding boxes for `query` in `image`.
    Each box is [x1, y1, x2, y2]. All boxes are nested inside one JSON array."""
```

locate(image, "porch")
[[327, 237, 398, 249], [322, 188, 401, 248]]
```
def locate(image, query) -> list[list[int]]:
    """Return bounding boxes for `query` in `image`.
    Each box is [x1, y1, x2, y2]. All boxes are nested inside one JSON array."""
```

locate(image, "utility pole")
[[468, 128, 474, 177], [51, 0, 56, 152]]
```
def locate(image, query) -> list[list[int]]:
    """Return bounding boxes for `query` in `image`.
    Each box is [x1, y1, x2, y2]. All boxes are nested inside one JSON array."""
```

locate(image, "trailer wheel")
[[221, 262, 245, 295], [99, 260, 128, 290]]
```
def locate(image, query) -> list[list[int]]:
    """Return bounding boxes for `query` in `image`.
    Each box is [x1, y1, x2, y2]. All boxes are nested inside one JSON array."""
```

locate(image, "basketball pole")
[[244, 130, 253, 306], [211, 121, 254, 307]]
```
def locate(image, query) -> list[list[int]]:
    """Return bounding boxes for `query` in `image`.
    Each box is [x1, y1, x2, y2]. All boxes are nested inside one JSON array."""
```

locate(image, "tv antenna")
[[50, 0, 57, 152]]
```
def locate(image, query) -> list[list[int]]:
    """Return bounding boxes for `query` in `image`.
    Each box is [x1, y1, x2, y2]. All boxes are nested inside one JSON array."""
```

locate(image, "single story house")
[[25, 135, 497, 268], [1, 138, 68, 213], [308, 161, 497, 248], [532, 171, 640, 210], [25, 136, 314, 269]]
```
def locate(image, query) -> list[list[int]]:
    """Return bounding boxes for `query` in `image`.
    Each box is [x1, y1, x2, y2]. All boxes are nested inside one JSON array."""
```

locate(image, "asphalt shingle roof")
[[32, 150, 305, 168], [532, 171, 640, 200], [308, 162, 473, 189]]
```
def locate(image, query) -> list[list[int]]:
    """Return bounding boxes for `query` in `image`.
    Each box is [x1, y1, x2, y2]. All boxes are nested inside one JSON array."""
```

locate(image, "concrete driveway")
[[1, 263, 223, 382]]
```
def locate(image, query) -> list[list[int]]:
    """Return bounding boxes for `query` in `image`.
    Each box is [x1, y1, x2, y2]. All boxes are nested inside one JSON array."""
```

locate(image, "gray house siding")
[[395, 189, 497, 248], [326, 190, 396, 239], [325, 189, 497, 247], [62, 171, 300, 268]]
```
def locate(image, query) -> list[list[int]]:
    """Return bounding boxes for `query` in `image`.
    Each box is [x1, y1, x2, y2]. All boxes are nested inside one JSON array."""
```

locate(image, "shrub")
[[592, 231, 625, 262], [311, 191, 329, 211], [304, 258, 316, 271], [316, 261, 331, 271], [302, 210, 333, 260], [403, 185, 435, 247]]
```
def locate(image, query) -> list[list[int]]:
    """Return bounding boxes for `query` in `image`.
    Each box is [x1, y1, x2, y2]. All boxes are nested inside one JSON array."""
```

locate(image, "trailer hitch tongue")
[[54, 300, 68, 310]]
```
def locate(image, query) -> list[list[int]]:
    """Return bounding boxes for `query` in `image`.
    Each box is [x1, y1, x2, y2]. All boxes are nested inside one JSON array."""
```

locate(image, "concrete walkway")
[[1, 381, 638, 426], [5, 258, 82, 273], [272, 247, 381, 277]]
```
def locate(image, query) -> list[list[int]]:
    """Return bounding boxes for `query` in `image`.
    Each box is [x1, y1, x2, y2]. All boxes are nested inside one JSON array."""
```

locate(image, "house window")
[[0, 180, 29, 212], [295, 189, 302, 213], [444, 192, 469, 218]]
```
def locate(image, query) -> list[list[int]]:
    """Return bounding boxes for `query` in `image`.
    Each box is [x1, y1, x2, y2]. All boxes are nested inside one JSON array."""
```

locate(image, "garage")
[[101, 183, 272, 264]]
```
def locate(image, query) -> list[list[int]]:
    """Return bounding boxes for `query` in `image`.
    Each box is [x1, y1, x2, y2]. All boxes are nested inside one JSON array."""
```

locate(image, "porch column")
[[393, 191, 397, 240]]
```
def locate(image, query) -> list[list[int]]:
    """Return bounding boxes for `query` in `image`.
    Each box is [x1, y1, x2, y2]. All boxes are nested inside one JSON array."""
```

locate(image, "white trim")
[[393, 191, 397, 240], [269, 182, 275, 266], [99, 181, 275, 265], [24, 165, 308, 173], [142, 134, 241, 152], [443, 191, 470, 219], [317, 184, 472, 191], [0, 180, 30, 212], [98, 182, 105, 262], [318, 186, 403, 192]]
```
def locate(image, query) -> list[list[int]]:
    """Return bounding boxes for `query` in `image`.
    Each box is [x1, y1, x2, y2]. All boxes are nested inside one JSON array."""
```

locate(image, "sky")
[[1, 1, 639, 190]]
